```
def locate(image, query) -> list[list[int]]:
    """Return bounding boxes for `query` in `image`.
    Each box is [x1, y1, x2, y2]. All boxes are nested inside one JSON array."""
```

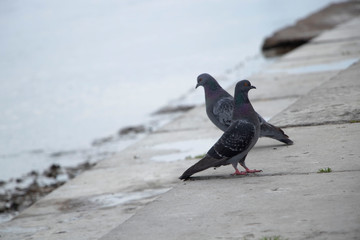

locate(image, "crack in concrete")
[[274, 120, 360, 129], [311, 36, 360, 45], [281, 52, 360, 62], [252, 94, 300, 102]]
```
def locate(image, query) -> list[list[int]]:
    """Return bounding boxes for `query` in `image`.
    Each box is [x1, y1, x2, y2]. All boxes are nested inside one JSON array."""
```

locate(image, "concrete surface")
[[270, 60, 360, 127], [1, 15, 360, 240], [102, 172, 360, 240]]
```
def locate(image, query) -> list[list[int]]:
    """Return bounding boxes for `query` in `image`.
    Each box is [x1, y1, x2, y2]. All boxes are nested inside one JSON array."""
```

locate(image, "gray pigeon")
[[196, 73, 293, 145], [179, 80, 261, 180]]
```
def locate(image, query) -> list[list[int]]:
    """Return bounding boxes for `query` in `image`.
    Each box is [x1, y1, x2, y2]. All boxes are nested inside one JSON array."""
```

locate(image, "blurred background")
[[0, 0, 341, 183]]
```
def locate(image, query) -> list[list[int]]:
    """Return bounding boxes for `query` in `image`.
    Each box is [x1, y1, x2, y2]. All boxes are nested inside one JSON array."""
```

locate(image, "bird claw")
[[231, 169, 247, 176]]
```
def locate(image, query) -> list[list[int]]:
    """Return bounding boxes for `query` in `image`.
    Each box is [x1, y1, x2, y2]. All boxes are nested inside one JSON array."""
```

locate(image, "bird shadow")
[[253, 143, 292, 150], [181, 171, 310, 181], [182, 173, 261, 181]]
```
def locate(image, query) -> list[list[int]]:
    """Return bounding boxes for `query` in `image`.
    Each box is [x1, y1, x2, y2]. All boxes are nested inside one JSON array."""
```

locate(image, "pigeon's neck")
[[233, 92, 255, 120], [204, 82, 228, 100]]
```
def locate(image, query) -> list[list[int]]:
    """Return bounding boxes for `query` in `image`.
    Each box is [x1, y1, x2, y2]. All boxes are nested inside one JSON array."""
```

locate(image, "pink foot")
[[245, 168, 262, 173], [231, 169, 247, 176]]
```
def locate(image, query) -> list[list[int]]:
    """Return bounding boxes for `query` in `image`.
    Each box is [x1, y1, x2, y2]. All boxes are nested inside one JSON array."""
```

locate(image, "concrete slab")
[[313, 17, 360, 42], [267, 54, 360, 71], [100, 124, 360, 240], [282, 38, 360, 60], [237, 71, 339, 101], [271, 60, 360, 127], [102, 172, 360, 240]]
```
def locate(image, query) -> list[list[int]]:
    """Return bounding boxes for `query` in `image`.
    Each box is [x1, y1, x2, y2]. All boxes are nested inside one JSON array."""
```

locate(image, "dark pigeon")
[[196, 73, 293, 145], [180, 80, 261, 180]]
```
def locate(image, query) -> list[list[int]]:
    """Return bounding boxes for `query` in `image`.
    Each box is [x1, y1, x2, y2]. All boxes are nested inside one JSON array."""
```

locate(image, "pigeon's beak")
[[195, 83, 200, 89], [251, 86, 256, 89]]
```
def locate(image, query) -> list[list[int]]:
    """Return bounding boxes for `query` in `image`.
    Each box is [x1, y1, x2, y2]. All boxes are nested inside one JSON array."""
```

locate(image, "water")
[[0, 0, 340, 181]]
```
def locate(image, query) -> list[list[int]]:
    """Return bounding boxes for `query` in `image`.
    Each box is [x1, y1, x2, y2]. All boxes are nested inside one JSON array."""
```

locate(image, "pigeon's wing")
[[210, 120, 256, 159], [257, 114, 293, 145], [212, 97, 234, 129]]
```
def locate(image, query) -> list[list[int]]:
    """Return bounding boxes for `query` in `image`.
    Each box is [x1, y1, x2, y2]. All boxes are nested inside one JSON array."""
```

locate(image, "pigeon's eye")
[[244, 82, 249, 86], [198, 78, 202, 83]]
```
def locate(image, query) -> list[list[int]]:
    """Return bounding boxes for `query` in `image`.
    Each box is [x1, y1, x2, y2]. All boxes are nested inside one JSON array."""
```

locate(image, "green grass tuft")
[[317, 167, 332, 173]]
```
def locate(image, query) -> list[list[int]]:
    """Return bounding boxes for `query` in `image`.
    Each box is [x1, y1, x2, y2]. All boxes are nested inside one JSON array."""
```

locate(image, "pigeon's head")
[[235, 80, 256, 92], [196, 73, 216, 89]]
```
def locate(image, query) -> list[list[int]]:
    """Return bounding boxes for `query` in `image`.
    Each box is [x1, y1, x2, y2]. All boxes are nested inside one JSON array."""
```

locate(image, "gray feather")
[[212, 97, 233, 131]]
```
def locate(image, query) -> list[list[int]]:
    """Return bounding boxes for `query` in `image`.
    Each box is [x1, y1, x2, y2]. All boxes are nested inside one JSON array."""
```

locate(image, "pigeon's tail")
[[260, 121, 294, 145], [179, 155, 223, 180]]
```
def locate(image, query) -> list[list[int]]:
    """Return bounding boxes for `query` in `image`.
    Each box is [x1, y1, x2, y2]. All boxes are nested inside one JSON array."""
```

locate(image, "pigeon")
[[196, 73, 293, 145], [179, 80, 261, 180]]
